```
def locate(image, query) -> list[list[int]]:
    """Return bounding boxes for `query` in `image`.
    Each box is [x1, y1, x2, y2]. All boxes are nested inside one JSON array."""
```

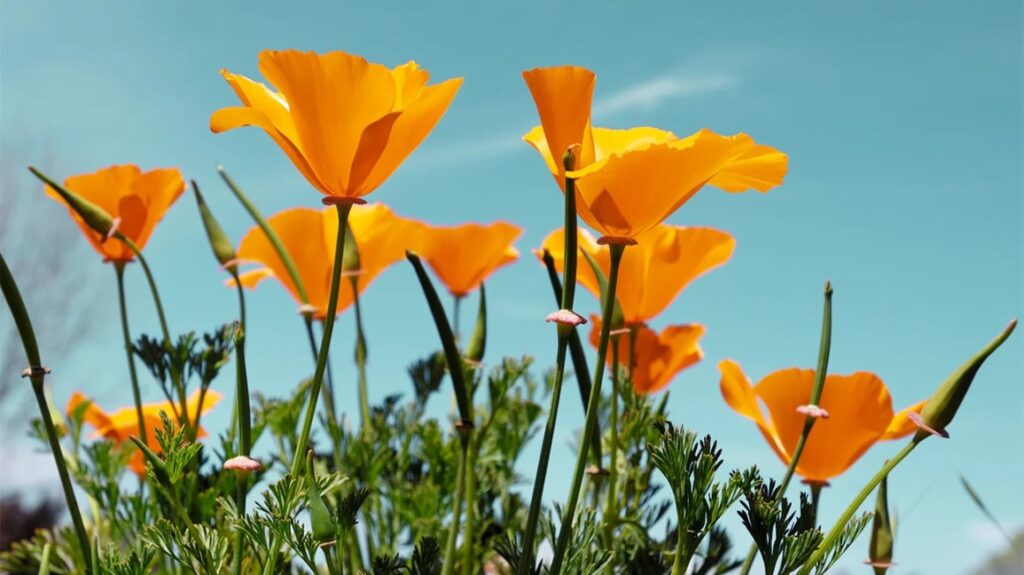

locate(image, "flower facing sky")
[[67, 390, 220, 475], [523, 65, 787, 242], [211, 49, 462, 202], [588, 315, 705, 394], [44, 164, 185, 262], [537, 224, 735, 324], [412, 221, 521, 297], [231, 203, 419, 319], [719, 360, 926, 484]]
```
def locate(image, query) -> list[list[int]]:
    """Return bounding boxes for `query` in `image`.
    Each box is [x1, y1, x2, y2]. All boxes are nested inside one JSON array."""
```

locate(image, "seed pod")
[[192, 181, 238, 271]]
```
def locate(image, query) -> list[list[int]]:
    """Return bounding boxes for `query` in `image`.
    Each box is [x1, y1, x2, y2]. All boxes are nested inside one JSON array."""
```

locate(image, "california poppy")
[[537, 224, 734, 324], [67, 389, 221, 474], [588, 315, 704, 394], [44, 164, 185, 262], [411, 221, 521, 296], [231, 203, 418, 318], [523, 66, 787, 242], [719, 360, 926, 485], [212, 50, 462, 202]]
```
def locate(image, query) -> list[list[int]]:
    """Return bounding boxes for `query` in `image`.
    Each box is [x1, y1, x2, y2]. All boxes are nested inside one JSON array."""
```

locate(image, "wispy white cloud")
[[410, 67, 740, 170], [592, 72, 739, 119]]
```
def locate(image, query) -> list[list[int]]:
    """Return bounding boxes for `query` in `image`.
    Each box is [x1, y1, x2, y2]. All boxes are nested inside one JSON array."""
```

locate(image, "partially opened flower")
[[719, 360, 926, 485], [230, 203, 418, 318], [212, 50, 462, 203], [412, 221, 521, 296], [523, 66, 787, 242], [67, 389, 221, 474], [44, 164, 185, 262], [537, 224, 734, 324], [589, 315, 704, 394]]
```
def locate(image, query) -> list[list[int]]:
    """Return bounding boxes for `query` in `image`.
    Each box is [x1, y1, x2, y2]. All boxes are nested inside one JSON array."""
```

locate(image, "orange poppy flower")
[[231, 203, 419, 318], [67, 389, 221, 474], [523, 66, 787, 242], [211, 49, 462, 202], [412, 221, 521, 296], [588, 315, 704, 394], [536, 224, 734, 324], [718, 360, 926, 485], [44, 164, 185, 262]]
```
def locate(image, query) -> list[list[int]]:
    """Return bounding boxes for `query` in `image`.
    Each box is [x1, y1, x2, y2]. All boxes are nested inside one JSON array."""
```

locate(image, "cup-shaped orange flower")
[[412, 221, 521, 296], [67, 389, 221, 474], [523, 66, 787, 242], [537, 224, 734, 324], [44, 164, 185, 262], [211, 50, 462, 202], [719, 360, 926, 485], [588, 315, 704, 394], [232, 203, 418, 318]]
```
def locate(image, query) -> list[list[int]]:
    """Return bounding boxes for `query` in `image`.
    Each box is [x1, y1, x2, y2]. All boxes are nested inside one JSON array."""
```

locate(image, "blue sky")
[[2, 1, 1022, 573]]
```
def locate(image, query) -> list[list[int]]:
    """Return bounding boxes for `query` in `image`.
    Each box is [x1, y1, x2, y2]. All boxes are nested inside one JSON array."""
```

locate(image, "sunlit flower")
[[44, 164, 185, 262], [589, 315, 704, 394], [718, 360, 926, 485], [212, 49, 462, 203], [230, 203, 418, 319], [537, 224, 734, 324], [67, 389, 221, 474], [523, 66, 786, 242], [412, 221, 521, 296]]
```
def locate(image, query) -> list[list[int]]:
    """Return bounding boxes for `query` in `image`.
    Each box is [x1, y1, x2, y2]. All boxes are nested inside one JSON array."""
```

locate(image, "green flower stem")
[[305, 319, 340, 436], [540, 250, 601, 462], [797, 439, 922, 575], [289, 204, 352, 474], [114, 263, 148, 446], [740, 281, 832, 575], [461, 439, 480, 575], [443, 441, 469, 575], [351, 276, 372, 430], [1, 253, 92, 572], [550, 243, 626, 575], [604, 334, 621, 548]]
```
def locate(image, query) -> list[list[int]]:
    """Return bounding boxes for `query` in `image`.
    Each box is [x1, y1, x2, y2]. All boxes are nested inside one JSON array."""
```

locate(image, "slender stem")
[[114, 263, 148, 446], [740, 281, 832, 575], [810, 484, 822, 523], [670, 496, 688, 575], [261, 204, 352, 575], [289, 204, 352, 475], [461, 440, 479, 575], [605, 335, 621, 545], [1, 253, 92, 572], [452, 294, 462, 342], [352, 277, 372, 430], [550, 244, 626, 575], [443, 442, 468, 575], [797, 440, 921, 575]]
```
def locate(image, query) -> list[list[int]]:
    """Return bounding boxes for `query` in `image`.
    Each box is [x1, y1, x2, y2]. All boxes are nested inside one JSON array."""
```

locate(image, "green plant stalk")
[[550, 243, 626, 575], [462, 439, 480, 575], [519, 156, 585, 574], [797, 439, 921, 575], [39, 541, 53, 575], [351, 276, 372, 429], [739, 281, 832, 575], [114, 263, 148, 446], [231, 284, 251, 575], [670, 497, 691, 575], [1, 253, 92, 572], [604, 335, 621, 550], [540, 250, 601, 462], [262, 203, 353, 575], [443, 442, 469, 575], [305, 318, 343, 472]]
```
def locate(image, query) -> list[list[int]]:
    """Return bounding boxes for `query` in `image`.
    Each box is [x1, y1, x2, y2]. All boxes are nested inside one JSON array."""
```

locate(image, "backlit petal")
[[881, 399, 927, 440], [522, 66, 596, 178], [718, 360, 788, 462], [708, 142, 788, 193], [416, 221, 521, 296]]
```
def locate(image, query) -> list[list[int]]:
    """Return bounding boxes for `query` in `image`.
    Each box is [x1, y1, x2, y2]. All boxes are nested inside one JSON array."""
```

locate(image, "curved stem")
[[797, 440, 921, 575], [351, 277, 371, 430], [461, 440, 479, 575], [740, 282, 832, 575], [550, 244, 626, 575], [114, 263, 148, 446], [443, 442, 468, 575], [1, 254, 92, 572]]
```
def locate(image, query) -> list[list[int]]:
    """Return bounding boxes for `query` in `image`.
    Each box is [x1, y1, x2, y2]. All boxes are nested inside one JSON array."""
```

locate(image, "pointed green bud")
[[464, 283, 487, 363], [191, 180, 238, 272], [30, 167, 114, 238], [341, 221, 360, 274], [916, 320, 1016, 439], [867, 476, 894, 574], [305, 451, 336, 545]]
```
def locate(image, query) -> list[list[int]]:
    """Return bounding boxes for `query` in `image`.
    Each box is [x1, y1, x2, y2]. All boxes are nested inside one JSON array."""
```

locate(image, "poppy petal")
[[881, 399, 927, 440], [522, 66, 596, 177]]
